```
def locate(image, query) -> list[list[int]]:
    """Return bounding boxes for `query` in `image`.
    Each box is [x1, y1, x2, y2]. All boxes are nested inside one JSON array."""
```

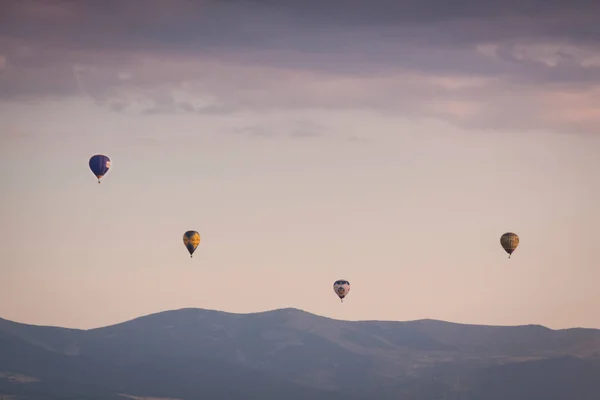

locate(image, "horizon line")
[[2, 306, 598, 332]]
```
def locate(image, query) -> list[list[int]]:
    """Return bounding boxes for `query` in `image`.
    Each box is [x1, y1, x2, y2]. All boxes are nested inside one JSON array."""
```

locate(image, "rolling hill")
[[1, 308, 600, 399]]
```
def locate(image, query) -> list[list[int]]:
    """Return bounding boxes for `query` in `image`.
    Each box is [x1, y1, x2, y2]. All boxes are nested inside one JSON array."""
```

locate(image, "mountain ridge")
[[2, 307, 600, 399], [3, 307, 598, 332]]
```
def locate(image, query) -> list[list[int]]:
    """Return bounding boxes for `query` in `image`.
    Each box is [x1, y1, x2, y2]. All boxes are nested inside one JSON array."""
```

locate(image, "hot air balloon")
[[500, 232, 519, 259], [89, 154, 111, 183], [333, 280, 350, 302], [183, 230, 201, 258]]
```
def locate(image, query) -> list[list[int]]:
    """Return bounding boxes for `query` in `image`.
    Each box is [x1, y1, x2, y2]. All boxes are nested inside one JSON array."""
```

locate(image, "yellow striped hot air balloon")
[[500, 232, 519, 259], [183, 230, 201, 258]]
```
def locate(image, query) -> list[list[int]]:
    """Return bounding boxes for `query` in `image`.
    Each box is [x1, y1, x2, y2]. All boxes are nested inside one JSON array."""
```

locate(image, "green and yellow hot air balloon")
[[183, 230, 201, 258], [500, 232, 519, 259]]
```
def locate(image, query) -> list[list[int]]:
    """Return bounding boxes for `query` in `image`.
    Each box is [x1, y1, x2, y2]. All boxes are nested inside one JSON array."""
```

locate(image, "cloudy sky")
[[1, 0, 599, 330]]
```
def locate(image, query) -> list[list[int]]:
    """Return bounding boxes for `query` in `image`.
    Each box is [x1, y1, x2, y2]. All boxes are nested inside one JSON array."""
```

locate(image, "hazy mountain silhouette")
[[1, 308, 600, 399]]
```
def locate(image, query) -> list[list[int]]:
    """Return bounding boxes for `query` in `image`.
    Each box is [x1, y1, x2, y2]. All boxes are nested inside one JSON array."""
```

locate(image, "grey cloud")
[[2, 1, 600, 70], [4, 0, 600, 47], [224, 0, 600, 50], [3, 0, 600, 54], [232, 120, 327, 139], [222, 0, 600, 23], [346, 135, 370, 144], [140, 102, 238, 116], [288, 121, 326, 139], [1, 0, 600, 134]]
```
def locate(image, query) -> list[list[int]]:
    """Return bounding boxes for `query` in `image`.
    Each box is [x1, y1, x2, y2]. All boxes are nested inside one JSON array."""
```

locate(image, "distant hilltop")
[[1, 307, 600, 399]]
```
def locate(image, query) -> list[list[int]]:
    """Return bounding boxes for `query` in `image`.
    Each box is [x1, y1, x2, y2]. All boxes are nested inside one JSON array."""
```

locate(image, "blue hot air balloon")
[[89, 154, 111, 183]]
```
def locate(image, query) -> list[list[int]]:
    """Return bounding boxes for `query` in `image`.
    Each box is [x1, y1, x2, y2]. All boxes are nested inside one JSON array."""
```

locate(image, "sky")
[[1, 0, 599, 330]]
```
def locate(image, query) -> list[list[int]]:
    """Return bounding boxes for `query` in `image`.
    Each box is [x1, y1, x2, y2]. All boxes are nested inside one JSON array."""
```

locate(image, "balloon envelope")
[[89, 154, 111, 183], [183, 230, 201, 257], [500, 232, 519, 258], [333, 280, 350, 301]]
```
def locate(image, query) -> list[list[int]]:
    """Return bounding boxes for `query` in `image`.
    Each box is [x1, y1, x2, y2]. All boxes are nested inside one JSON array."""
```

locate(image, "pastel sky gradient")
[[1, 0, 599, 330]]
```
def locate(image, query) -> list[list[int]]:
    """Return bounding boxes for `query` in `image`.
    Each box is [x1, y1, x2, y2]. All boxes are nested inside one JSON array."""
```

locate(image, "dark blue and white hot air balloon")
[[89, 154, 111, 183], [333, 280, 350, 302]]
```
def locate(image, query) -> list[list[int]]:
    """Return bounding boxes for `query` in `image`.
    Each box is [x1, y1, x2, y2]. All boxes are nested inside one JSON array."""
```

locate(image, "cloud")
[[1, 0, 600, 133], [232, 120, 326, 140]]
